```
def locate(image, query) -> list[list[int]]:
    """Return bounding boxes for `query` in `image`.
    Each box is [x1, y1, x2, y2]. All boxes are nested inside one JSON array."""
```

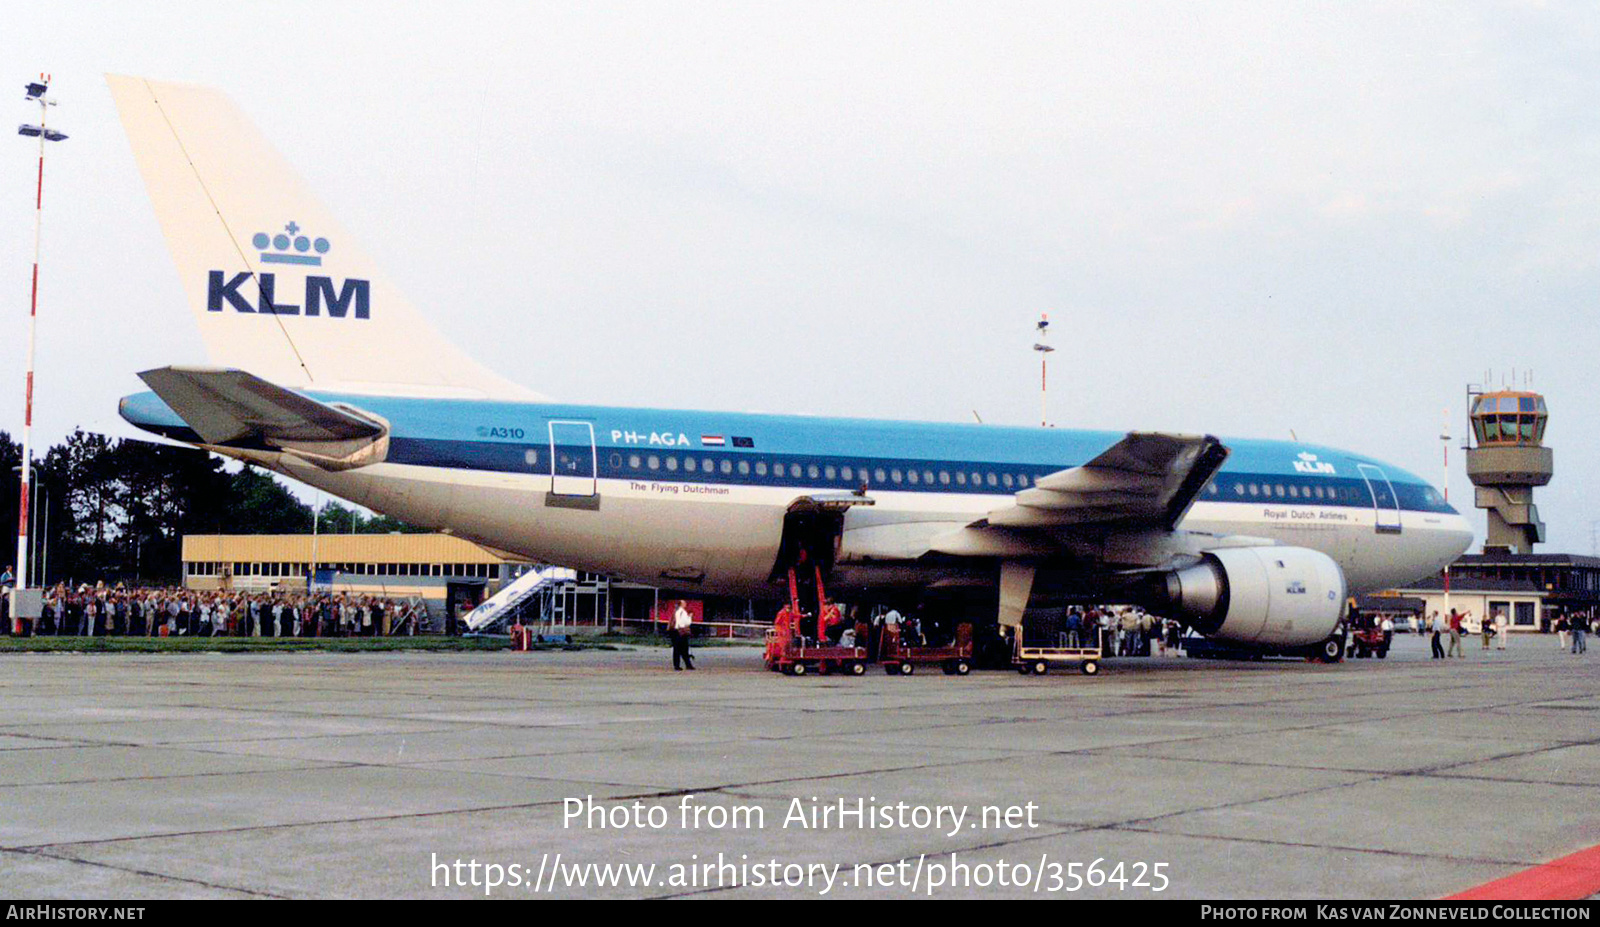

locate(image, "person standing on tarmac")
[[1447, 609, 1467, 658], [1429, 611, 1445, 659], [671, 600, 695, 671]]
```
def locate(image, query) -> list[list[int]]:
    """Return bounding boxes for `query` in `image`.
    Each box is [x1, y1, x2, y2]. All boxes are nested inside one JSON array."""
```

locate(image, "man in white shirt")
[[671, 601, 695, 671]]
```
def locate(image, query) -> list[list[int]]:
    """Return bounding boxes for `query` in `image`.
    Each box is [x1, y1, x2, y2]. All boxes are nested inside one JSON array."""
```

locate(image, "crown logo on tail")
[[252, 221, 330, 266]]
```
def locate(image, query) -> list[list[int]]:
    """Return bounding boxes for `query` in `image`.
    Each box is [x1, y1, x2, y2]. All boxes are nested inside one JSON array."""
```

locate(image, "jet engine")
[[1146, 546, 1347, 648]]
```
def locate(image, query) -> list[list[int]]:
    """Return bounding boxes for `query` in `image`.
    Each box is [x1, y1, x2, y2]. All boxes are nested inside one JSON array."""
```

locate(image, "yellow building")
[[179, 534, 659, 628]]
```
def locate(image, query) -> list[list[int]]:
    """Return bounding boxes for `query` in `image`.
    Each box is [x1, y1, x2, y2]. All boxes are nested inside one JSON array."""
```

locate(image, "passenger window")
[[956, 472, 967, 485], [666, 456, 678, 472], [986, 473, 998, 487], [907, 470, 920, 485], [628, 454, 641, 469], [720, 459, 732, 474], [1249, 484, 1259, 496], [790, 463, 802, 478], [647, 455, 660, 470], [1002, 473, 1014, 488], [939, 471, 951, 485], [684, 457, 697, 473], [755, 461, 768, 476], [807, 464, 820, 479], [842, 466, 854, 481], [875, 468, 887, 483], [738, 461, 750, 475]]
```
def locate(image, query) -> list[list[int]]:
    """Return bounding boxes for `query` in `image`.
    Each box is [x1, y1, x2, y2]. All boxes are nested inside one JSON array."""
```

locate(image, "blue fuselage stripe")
[[384, 437, 1448, 512], [115, 390, 1456, 516]]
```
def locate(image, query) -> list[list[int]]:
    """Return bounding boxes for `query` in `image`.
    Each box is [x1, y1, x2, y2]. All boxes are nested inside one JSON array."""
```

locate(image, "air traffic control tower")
[[1466, 390, 1553, 554]]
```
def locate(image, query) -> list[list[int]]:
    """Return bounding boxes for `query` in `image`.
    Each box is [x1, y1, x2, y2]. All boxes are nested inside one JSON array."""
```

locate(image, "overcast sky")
[[1, 1, 1596, 548]]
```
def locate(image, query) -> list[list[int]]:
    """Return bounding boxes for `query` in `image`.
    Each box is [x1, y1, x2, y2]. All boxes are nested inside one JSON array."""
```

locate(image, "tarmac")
[[0, 632, 1596, 899]]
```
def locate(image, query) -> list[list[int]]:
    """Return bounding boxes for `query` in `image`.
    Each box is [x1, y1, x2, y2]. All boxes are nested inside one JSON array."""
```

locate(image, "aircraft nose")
[[1437, 514, 1475, 563]]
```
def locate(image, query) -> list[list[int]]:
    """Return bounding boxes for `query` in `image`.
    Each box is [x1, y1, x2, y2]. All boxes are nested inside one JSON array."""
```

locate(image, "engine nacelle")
[[1152, 546, 1347, 648]]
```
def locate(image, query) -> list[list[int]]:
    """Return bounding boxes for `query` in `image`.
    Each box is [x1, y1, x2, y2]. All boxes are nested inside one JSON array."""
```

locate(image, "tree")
[[227, 465, 313, 534], [113, 440, 234, 584], [9, 429, 421, 585], [58, 431, 122, 581], [315, 500, 362, 534], [0, 432, 19, 579]]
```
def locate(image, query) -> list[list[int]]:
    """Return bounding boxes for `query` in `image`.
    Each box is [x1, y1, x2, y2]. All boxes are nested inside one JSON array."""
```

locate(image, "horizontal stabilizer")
[[137, 366, 389, 470]]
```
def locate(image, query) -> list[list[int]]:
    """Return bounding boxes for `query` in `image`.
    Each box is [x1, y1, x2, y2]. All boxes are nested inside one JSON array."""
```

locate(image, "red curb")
[[1447, 843, 1600, 901]]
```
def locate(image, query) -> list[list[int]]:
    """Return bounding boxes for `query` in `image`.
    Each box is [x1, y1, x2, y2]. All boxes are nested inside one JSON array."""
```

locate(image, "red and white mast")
[[14, 74, 67, 623]]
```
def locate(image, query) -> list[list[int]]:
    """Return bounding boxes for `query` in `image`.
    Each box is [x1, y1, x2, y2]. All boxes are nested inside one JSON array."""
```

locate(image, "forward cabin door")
[[549, 421, 597, 497], [1356, 463, 1402, 534]]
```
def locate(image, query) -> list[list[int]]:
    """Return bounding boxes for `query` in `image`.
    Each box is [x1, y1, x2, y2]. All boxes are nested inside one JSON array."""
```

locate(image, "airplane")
[[106, 76, 1473, 661]]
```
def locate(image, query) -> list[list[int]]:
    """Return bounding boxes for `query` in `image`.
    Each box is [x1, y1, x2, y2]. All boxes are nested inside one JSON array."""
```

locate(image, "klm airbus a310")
[[107, 76, 1472, 661]]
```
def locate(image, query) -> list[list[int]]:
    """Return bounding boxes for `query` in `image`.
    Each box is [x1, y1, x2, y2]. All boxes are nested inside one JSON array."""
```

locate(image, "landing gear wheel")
[[954, 660, 971, 676], [849, 661, 865, 676], [898, 662, 914, 676], [1317, 636, 1345, 663], [1081, 660, 1099, 676], [791, 662, 808, 677], [1031, 660, 1049, 676]]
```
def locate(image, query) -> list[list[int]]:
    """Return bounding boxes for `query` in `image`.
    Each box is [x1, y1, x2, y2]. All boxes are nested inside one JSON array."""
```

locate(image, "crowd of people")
[[1418, 607, 1593, 657], [1060, 606, 1182, 656], [10, 582, 428, 638]]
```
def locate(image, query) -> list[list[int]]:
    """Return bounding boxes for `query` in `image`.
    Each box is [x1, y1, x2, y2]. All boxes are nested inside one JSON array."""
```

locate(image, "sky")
[[0, 1, 1597, 549]]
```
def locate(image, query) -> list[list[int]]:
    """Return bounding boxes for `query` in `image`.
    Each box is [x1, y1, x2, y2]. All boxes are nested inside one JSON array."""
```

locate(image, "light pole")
[[1441, 411, 1452, 620], [26, 476, 43, 587], [14, 75, 67, 630], [1032, 313, 1054, 427], [37, 485, 46, 588], [311, 490, 321, 593]]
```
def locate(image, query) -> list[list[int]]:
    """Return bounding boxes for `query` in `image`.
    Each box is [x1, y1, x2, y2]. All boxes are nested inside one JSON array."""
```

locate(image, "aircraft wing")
[[982, 431, 1229, 531], [137, 366, 389, 470]]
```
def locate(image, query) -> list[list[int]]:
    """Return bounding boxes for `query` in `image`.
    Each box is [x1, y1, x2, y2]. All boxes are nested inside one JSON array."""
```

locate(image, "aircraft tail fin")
[[106, 74, 539, 400]]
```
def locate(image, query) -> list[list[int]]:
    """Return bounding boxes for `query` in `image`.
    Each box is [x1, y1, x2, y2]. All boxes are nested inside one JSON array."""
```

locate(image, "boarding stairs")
[[463, 566, 577, 632]]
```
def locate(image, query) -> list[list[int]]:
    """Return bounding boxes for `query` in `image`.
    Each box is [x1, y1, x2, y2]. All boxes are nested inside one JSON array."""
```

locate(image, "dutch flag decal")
[[701, 434, 726, 447]]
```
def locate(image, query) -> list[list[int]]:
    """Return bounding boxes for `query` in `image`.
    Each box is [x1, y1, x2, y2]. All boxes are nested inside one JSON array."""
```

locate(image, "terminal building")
[[179, 534, 665, 630], [178, 534, 764, 632]]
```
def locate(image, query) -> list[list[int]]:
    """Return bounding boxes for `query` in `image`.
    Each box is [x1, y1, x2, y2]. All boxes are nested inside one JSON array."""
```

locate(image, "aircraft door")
[[549, 421, 597, 497], [1356, 464, 1402, 534]]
